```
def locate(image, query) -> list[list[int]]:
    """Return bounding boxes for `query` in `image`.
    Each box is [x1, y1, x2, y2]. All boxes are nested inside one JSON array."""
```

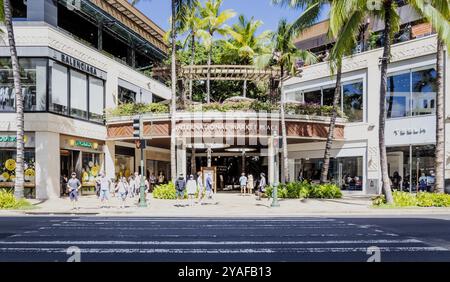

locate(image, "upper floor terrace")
[[294, 3, 435, 62], [10, 0, 168, 76]]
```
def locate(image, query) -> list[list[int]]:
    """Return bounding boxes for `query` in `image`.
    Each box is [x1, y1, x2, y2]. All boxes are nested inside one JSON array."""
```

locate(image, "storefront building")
[[284, 28, 449, 194], [0, 0, 171, 198]]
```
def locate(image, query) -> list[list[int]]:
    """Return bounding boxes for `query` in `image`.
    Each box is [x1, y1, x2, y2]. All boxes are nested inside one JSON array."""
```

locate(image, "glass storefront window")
[[89, 77, 104, 123], [387, 72, 410, 118], [342, 81, 363, 122], [294, 156, 363, 191], [287, 79, 364, 122], [115, 154, 134, 180], [49, 61, 69, 115], [118, 86, 136, 104], [0, 150, 36, 184], [322, 87, 335, 106], [304, 89, 321, 105], [387, 145, 436, 192], [0, 58, 47, 112], [411, 68, 437, 116], [70, 69, 88, 119], [81, 153, 102, 185], [386, 67, 437, 119]]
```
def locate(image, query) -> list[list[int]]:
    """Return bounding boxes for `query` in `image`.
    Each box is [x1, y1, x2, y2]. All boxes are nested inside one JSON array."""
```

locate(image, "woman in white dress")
[[186, 175, 197, 206]]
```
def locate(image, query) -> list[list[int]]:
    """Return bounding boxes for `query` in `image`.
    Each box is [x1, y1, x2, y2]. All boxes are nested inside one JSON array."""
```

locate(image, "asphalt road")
[[0, 216, 450, 262]]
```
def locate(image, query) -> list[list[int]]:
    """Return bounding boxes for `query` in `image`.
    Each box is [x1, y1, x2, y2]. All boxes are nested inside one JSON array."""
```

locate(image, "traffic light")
[[135, 139, 146, 149], [133, 116, 142, 139]]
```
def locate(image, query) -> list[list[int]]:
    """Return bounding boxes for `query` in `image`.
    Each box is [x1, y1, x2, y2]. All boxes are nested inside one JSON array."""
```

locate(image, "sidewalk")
[[2, 192, 450, 217]]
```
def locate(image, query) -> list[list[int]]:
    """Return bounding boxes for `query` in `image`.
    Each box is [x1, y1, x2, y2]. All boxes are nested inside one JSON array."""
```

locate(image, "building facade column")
[[268, 136, 274, 185], [104, 141, 115, 180], [35, 131, 60, 200], [177, 139, 187, 178]]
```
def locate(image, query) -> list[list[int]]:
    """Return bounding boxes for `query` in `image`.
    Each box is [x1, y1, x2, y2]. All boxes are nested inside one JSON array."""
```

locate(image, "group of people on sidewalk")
[[174, 171, 214, 206], [239, 172, 267, 200], [65, 169, 269, 210], [66, 171, 151, 210]]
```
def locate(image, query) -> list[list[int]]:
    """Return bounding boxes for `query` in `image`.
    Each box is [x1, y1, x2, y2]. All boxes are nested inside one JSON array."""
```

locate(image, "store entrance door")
[[60, 150, 81, 196]]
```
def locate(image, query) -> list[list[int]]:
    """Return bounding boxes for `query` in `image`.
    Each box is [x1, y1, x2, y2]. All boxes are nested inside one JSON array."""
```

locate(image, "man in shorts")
[[98, 172, 111, 208], [67, 172, 81, 210]]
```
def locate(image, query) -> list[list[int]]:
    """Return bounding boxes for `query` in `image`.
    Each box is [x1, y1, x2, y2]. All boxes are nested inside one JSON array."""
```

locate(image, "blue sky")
[[132, 0, 330, 34]]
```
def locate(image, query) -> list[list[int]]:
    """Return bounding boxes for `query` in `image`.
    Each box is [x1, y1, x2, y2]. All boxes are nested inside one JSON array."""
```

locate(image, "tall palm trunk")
[[170, 0, 177, 182], [320, 63, 342, 184], [378, 0, 394, 203], [189, 32, 195, 101], [434, 38, 445, 193], [206, 44, 212, 103], [4, 0, 24, 199], [280, 66, 289, 183]]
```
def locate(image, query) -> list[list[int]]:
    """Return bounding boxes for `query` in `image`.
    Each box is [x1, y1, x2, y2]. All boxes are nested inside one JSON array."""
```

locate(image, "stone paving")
[[2, 192, 450, 217]]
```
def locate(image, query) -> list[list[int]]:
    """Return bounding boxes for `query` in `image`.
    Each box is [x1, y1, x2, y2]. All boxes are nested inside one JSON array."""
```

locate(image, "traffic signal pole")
[[133, 115, 147, 207]]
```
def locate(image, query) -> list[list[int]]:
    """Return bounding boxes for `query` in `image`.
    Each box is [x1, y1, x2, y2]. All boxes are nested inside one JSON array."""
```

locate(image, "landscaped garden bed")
[[372, 191, 450, 207], [265, 181, 343, 199]]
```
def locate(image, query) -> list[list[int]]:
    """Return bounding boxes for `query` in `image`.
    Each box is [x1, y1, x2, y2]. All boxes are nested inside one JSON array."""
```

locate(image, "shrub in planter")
[[0, 191, 32, 209], [372, 195, 386, 206], [416, 192, 450, 207], [392, 191, 418, 207], [152, 182, 179, 200], [309, 184, 342, 199]]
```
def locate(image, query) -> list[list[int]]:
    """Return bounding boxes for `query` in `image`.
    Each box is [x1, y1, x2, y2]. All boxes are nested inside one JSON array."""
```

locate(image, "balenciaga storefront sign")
[[50, 49, 107, 80]]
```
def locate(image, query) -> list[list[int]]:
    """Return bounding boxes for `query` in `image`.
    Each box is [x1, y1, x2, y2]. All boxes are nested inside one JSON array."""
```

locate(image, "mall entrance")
[[187, 149, 268, 192]]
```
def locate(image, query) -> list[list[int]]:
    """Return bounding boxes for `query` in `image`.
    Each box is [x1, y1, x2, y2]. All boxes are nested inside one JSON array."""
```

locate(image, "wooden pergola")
[[152, 65, 281, 81]]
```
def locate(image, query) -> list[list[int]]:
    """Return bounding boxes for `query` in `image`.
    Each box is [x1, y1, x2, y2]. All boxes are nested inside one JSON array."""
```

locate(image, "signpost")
[[271, 130, 280, 207], [133, 116, 147, 207]]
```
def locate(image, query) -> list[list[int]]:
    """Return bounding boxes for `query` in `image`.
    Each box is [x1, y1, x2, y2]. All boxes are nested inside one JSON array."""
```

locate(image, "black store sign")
[[51, 49, 107, 80]]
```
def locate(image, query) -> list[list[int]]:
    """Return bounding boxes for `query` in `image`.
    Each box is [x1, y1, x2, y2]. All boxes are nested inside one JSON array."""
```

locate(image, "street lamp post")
[[271, 130, 280, 207]]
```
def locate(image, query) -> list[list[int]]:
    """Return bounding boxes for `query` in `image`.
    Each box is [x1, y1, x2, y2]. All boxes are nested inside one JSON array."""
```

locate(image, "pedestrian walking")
[[158, 171, 165, 184], [149, 173, 156, 192], [239, 173, 248, 195], [67, 172, 81, 210], [256, 173, 266, 201], [115, 177, 128, 209], [98, 172, 111, 208], [247, 174, 254, 195], [197, 171, 205, 204], [205, 173, 213, 200], [186, 175, 197, 206], [128, 175, 135, 198], [175, 174, 186, 206]]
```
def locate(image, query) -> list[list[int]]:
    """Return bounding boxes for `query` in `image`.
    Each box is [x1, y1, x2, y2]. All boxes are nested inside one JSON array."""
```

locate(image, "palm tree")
[[273, 0, 351, 185], [133, 0, 197, 181], [408, 0, 450, 193], [179, 0, 202, 101], [198, 0, 236, 103], [257, 19, 316, 183], [330, 0, 401, 203], [1, 0, 25, 199], [223, 15, 272, 97]]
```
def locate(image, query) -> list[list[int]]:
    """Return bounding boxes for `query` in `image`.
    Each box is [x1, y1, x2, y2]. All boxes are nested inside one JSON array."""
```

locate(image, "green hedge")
[[265, 181, 342, 199], [106, 103, 169, 117], [0, 191, 32, 209], [152, 182, 199, 199], [186, 101, 345, 117], [152, 182, 179, 199], [372, 191, 450, 207]]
